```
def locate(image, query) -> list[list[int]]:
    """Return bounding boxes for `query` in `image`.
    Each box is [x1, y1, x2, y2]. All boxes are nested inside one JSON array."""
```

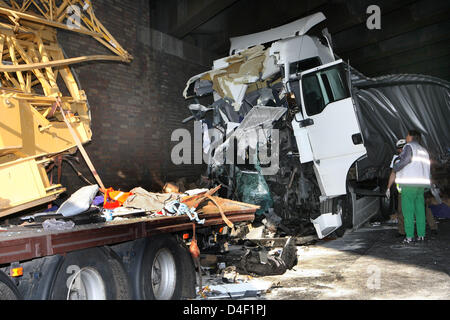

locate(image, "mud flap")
[[349, 187, 381, 229], [311, 198, 343, 239]]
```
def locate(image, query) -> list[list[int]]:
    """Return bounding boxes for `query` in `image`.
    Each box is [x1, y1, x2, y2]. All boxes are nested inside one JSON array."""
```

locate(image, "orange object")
[[189, 224, 200, 259], [109, 191, 132, 204], [163, 182, 179, 193], [10, 267, 23, 277], [103, 188, 133, 209], [189, 239, 200, 259]]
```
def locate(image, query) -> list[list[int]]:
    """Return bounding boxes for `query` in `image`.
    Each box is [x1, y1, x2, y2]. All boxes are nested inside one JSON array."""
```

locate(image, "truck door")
[[297, 60, 367, 197]]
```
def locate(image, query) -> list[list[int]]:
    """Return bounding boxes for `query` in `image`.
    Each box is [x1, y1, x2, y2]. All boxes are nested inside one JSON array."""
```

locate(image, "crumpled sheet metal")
[[229, 12, 326, 54], [352, 73, 450, 173], [184, 45, 272, 111], [211, 106, 287, 167]]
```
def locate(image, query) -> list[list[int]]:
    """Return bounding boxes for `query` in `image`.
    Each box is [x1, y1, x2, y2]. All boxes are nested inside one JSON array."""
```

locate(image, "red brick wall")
[[57, 0, 209, 194]]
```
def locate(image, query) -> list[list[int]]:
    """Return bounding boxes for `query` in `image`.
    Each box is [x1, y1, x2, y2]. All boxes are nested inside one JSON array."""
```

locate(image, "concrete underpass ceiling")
[[150, 0, 450, 81]]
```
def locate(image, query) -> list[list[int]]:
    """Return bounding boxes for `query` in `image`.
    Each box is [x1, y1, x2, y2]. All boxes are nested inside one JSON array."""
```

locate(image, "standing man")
[[386, 139, 438, 237], [393, 130, 431, 244]]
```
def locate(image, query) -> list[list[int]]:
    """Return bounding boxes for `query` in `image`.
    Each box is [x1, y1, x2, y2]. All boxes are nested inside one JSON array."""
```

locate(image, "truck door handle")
[[299, 118, 314, 128]]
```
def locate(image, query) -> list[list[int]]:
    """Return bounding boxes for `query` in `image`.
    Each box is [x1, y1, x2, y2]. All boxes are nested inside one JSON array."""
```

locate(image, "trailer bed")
[[0, 197, 257, 264]]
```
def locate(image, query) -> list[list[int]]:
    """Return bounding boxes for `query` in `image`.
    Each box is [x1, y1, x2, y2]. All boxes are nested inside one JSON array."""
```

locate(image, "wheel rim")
[[151, 248, 177, 300], [68, 268, 106, 300]]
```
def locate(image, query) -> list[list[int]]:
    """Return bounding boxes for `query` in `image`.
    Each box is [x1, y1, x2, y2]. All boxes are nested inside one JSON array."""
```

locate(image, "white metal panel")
[[291, 114, 314, 163], [305, 98, 366, 160], [298, 61, 367, 197], [229, 12, 326, 54], [269, 36, 334, 66], [312, 153, 365, 196]]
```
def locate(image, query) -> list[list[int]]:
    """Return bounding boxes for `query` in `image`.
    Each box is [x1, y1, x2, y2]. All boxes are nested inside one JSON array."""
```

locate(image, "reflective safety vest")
[[103, 188, 133, 209], [395, 141, 431, 188]]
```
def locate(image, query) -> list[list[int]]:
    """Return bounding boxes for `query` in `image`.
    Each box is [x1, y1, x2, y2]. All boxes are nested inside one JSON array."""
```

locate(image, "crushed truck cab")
[[183, 12, 371, 238], [182, 11, 449, 239]]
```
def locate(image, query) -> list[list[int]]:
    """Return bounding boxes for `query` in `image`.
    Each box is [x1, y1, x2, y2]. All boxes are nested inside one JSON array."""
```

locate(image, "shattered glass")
[[235, 164, 274, 216]]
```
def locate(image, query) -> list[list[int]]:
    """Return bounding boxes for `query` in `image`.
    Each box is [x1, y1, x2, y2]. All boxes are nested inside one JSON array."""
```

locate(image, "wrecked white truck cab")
[[182, 13, 378, 239]]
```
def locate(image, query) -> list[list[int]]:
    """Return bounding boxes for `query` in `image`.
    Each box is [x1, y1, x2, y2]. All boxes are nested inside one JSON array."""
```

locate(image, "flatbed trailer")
[[0, 197, 257, 300]]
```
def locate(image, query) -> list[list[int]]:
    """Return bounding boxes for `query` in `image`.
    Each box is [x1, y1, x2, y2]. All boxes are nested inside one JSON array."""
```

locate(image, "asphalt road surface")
[[262, 219, 450, 300]]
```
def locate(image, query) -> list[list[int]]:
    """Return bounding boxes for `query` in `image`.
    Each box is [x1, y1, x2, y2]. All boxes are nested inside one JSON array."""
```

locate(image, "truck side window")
[[289, 57, 321, 75], [302, 73, 325, 116], [302, 64, 350, 116]]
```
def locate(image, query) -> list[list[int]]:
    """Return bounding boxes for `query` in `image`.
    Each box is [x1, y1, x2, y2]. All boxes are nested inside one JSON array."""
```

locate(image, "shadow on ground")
[[261, 219, 450, 300]]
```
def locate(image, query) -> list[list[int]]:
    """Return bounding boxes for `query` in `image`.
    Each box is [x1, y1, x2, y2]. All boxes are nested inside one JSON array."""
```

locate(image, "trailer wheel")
[[127, 235, 195, 300], [0, 270, 22, 300], [49, 247, 131, 300]]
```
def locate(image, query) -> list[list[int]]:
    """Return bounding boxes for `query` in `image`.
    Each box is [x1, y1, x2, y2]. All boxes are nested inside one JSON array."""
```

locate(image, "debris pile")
[[14, 183, 230, 231], [8, 178, 307, 300], [180, 38, 334, 239], [194, 235, 299, 299]]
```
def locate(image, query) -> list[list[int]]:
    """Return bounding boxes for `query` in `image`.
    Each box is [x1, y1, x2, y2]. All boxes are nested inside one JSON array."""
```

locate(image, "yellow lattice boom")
[[0, 0, 132, 217]]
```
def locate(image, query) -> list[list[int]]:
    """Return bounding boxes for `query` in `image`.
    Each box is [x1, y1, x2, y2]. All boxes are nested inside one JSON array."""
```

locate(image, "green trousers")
[[401, 186, 426, 238]]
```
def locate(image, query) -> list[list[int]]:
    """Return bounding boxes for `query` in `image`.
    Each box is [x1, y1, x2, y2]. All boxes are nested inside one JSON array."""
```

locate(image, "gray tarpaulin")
[[348, 70, 450, 178]]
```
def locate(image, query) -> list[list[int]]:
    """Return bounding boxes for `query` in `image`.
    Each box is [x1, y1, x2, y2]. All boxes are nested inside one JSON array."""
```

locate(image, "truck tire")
[[16, 255, 63, 300], [333, 194, 353, 237], [49, 247, 131, 300], [0, 270, 22, 300], [126, 235, 195, 300]]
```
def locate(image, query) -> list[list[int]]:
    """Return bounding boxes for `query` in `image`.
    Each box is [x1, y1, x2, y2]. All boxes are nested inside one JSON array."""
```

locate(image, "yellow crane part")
[[0, 0, 132, 217]]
